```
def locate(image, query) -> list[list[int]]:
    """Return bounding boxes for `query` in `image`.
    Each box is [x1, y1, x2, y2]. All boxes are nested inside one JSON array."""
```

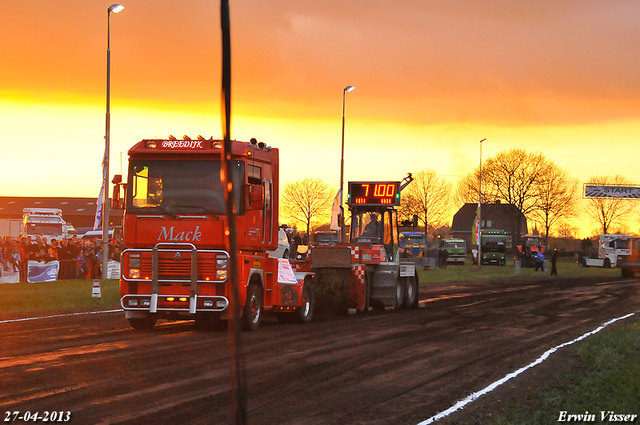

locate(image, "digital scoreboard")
[[347, 181, 401, 207]]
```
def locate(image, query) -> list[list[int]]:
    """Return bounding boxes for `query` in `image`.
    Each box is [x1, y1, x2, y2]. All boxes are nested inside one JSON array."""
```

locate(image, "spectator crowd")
[[0, 234, 125, 282]]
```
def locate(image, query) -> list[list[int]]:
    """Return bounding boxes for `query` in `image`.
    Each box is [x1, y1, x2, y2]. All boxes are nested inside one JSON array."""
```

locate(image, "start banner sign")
[[584, 184, 640, 199]]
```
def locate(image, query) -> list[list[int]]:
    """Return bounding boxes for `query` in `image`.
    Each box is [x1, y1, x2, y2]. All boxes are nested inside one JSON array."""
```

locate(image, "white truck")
[[21, 208, 74, 242], [577, 234, 633, 268]]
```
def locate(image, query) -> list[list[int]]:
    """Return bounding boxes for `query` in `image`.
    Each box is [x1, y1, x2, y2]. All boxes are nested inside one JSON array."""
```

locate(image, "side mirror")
[[248, 185, 264, 210]]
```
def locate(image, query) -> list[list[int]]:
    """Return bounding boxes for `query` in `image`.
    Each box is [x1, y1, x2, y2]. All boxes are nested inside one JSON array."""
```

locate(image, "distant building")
[[450, 201, 528, 253], [0, 197, 123, 238]]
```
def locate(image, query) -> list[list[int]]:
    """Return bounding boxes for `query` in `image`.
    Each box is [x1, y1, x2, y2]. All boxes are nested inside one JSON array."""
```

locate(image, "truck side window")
[[248, 164, 261, 184], [131, 165, 162, 208]]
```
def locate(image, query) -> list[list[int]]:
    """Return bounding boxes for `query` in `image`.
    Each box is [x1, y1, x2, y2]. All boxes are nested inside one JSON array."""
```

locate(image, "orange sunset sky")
[[2, 1, 640, 237]]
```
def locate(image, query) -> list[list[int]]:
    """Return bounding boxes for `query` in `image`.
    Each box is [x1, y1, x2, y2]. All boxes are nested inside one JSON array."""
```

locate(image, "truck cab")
[[481, 229, 507, 266], [443, 238, 466, 265], [578, 234, 632, 268], [21, 208, 70, 242], [398, 232, 427, 258], [119, 137, 313, 330]]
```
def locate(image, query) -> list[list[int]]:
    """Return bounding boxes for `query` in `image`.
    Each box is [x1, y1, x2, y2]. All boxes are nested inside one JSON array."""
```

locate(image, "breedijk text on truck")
[[119, 137, 313, 330]]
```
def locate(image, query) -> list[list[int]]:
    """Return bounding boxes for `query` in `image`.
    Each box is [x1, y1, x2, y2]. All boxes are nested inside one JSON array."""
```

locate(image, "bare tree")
[[554, 221, 580, 239], [585, 175, 636, 234], [482, 149, 554, 217], [530, 163, 580, 246], [280, 178, 333, 236], [453, 170, 500, 208], [399, 170, 452, 241], [455, 148, 567, 240]]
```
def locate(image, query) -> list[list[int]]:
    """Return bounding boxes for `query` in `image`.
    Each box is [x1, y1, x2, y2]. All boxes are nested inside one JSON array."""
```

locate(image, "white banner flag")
[[330, 189, 342, 231]]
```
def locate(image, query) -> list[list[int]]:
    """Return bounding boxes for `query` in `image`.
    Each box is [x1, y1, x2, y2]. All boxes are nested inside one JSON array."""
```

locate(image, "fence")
[[0, 260, 120, 284]]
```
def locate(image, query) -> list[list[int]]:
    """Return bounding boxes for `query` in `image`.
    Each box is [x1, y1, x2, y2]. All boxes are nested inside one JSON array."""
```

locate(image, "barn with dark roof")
[[450, 201, 528, 253]]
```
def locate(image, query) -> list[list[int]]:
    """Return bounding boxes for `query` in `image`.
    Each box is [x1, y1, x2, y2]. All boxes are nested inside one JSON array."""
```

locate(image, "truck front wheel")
[[242, 284, 263, 331], [296, 281, 314, 323]]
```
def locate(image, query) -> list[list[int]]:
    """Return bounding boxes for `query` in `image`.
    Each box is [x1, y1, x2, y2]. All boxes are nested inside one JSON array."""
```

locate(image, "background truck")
[[399, 231, 427, 258], [119, 137, 313, 330], [443, 238, 466, 265], [21, 208, 74, 242], [617, 237, 640, 277], [577, 234, 632, 268], [480, 229, 507, 266], [309, 177, 420, 313]]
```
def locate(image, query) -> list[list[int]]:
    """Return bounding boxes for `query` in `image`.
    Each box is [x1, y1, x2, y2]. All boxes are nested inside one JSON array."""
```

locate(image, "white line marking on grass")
[[0, 309, 122, 324], [417, 312, 637, 425]]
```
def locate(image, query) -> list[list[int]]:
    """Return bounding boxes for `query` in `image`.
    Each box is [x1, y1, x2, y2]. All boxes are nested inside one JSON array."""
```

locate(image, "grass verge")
[[0, 279, 121, 320], [488, 320, 640, 424], [417, 257, 621, 285]]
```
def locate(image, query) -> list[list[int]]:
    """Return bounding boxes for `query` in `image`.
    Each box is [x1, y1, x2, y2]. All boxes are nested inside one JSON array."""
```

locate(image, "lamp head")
[[344, 85, 355, 92], [108, 4, 125, 13]]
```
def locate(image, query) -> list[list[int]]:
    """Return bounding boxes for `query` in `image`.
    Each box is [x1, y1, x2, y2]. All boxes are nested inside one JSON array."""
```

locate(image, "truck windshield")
[[26, 223, 63, 236], [615, 239, 630, 249], [316, 234, 336, 244], [482, 238, 506, 252], [127, 159, 245, 216], [405, 235, 426, 245]]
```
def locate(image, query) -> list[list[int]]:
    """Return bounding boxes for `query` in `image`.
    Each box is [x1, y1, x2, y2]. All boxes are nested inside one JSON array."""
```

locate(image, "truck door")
[[382, 209, 399, 261], [262, 168, 275, 248]]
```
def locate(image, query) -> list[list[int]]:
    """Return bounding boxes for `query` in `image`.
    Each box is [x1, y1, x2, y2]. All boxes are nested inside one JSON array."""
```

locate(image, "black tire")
[[578, 257, 587, 267], [402, 275, 418, 309], [242, 284, 263, 331], [603, 258, 611, 268], [128, 314, 157, 331], [393, 279, 404, 311], [283, 250, 289, 259], [296, 281, 314, 323]]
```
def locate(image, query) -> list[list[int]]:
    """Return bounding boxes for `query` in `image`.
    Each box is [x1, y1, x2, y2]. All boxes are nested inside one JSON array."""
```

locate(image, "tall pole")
[[220, 1, 247, 423], [478, 138, 486, 266], [339, 85, 355, 243], [103, 4, 124, 279]]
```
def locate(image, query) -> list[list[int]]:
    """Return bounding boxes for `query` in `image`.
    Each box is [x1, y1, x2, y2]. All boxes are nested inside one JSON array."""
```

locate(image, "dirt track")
[[0, 275, 638, 425]]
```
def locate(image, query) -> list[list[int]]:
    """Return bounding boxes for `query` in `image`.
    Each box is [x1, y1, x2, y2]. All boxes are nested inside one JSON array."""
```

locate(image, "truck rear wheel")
[[242, 284, 263, 331], [393, 280, 405, 311], [402, 275, 418, 309]]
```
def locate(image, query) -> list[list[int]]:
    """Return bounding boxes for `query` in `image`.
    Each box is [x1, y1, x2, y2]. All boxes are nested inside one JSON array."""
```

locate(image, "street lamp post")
[[103, 3, 124, 279], [478, 138, 486, 266], [339, 85, 355, 243]]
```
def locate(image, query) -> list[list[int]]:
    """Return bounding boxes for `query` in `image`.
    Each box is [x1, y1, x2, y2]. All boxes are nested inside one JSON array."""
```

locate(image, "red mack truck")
[[119, 136, 313, 330]]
